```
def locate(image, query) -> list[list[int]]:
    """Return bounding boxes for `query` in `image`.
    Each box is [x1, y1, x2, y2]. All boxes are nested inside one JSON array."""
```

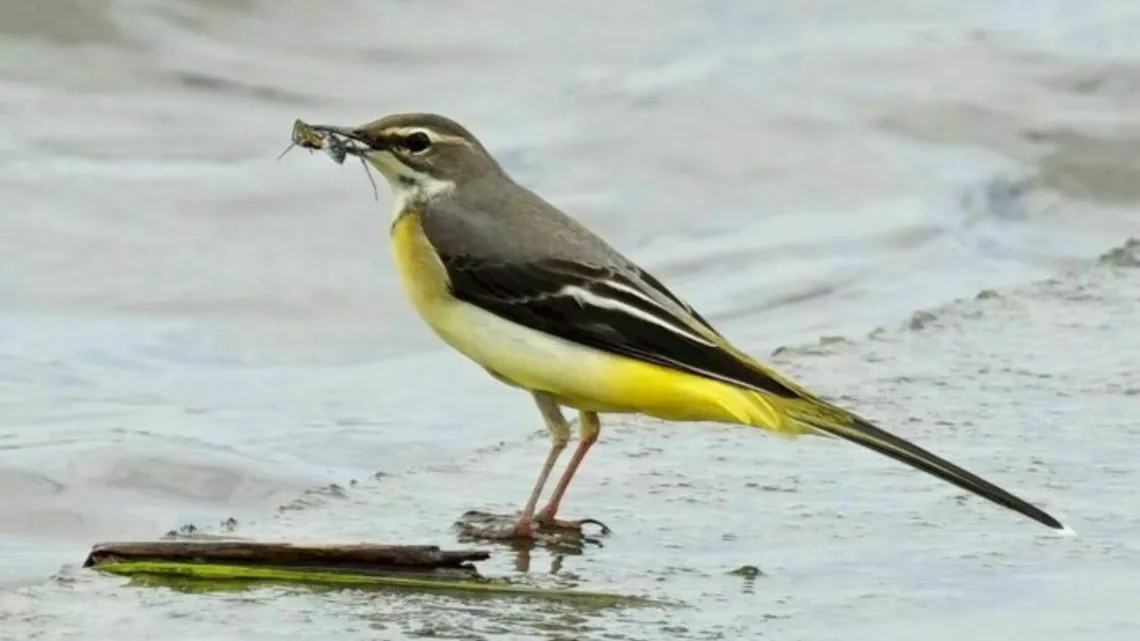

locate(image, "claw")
[[535, 515, 612, 536]]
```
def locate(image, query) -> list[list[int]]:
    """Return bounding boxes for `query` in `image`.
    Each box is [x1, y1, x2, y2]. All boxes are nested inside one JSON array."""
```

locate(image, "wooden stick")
[[84, 541, 490, 577]]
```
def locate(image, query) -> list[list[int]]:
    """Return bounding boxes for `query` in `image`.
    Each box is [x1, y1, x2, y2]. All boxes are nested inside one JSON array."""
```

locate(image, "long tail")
[[767, 395, 1067, 531]]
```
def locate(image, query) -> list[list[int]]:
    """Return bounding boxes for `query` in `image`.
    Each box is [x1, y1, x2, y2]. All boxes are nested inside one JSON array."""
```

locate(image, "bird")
[[299, 112, 1069, 540]]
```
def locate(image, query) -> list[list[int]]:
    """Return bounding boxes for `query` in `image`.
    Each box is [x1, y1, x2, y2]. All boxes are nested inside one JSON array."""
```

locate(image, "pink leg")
[[510, 394, 570, 537], [537, 411, 600, 524], [513, 433, 566, 536]]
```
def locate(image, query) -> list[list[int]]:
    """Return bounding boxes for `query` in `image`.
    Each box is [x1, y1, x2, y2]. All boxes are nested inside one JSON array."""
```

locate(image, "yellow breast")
[[389, 211, 453, 319]]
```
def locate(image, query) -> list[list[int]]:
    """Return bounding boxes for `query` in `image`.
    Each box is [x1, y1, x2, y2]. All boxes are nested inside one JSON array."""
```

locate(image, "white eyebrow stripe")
[[384, 127, 470, 146]]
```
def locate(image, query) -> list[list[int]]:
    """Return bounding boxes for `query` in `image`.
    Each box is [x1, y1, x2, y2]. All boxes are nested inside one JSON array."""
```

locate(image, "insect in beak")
[[278, 119, 380, 200], [278, 120, 368, 164]]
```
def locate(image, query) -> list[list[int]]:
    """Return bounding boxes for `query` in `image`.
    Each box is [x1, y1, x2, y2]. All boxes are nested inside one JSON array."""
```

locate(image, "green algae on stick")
[[94, 561, 645, 604]]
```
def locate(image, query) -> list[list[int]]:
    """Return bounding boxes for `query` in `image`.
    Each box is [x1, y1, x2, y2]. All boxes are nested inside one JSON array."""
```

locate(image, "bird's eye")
[[403, 131, 432, 153]]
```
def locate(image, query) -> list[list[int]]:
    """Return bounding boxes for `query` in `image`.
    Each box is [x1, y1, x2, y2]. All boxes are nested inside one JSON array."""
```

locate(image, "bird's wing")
[[440, 255, 802, 399], [435, 247, 1071, 531]]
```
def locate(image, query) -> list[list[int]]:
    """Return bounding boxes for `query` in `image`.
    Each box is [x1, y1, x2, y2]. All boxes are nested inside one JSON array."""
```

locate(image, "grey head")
[[316, 112, 507, 192]]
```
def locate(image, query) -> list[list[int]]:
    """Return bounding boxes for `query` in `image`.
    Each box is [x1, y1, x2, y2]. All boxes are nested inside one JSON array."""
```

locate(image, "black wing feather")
[[443, 257, 799, 399]]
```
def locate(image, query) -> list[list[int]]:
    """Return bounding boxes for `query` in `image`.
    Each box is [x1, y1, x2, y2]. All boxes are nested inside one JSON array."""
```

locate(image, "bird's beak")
[[305, 124, 376, 157], [309, 124, 363, 141]]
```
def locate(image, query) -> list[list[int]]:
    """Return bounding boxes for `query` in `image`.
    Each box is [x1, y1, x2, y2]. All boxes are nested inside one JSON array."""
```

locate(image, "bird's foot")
[[453, 511, 536, 541], [535, 512, 612, 536], [454, 510, 608, 551]]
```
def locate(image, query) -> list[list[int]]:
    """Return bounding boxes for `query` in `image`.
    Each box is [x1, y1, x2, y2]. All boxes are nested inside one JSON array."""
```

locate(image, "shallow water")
[[2, 1, 1140, 638]]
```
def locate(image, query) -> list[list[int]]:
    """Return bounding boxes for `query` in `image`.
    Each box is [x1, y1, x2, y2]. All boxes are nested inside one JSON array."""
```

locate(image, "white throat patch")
[[365, 152, 455, 220]]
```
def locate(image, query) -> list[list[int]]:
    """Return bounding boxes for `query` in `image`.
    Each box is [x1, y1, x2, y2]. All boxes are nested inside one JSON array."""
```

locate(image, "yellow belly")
[[388, 212, 782, 428]]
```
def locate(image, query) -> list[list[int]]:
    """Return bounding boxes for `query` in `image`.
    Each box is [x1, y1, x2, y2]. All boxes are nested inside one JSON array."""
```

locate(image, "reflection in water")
[[2, 0, 1140, 638]]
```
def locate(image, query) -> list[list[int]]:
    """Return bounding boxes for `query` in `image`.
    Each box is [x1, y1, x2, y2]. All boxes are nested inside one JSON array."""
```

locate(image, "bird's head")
[[310, 112, 503, 205]]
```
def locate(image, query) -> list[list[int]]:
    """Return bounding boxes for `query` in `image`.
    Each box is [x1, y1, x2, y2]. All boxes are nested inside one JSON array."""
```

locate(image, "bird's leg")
[[508, 393, 571, 538], [535, 410, 604, 532]]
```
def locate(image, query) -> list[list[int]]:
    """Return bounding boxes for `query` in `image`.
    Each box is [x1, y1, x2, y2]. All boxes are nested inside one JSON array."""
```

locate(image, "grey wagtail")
[[298, 112, 1070, 540]]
